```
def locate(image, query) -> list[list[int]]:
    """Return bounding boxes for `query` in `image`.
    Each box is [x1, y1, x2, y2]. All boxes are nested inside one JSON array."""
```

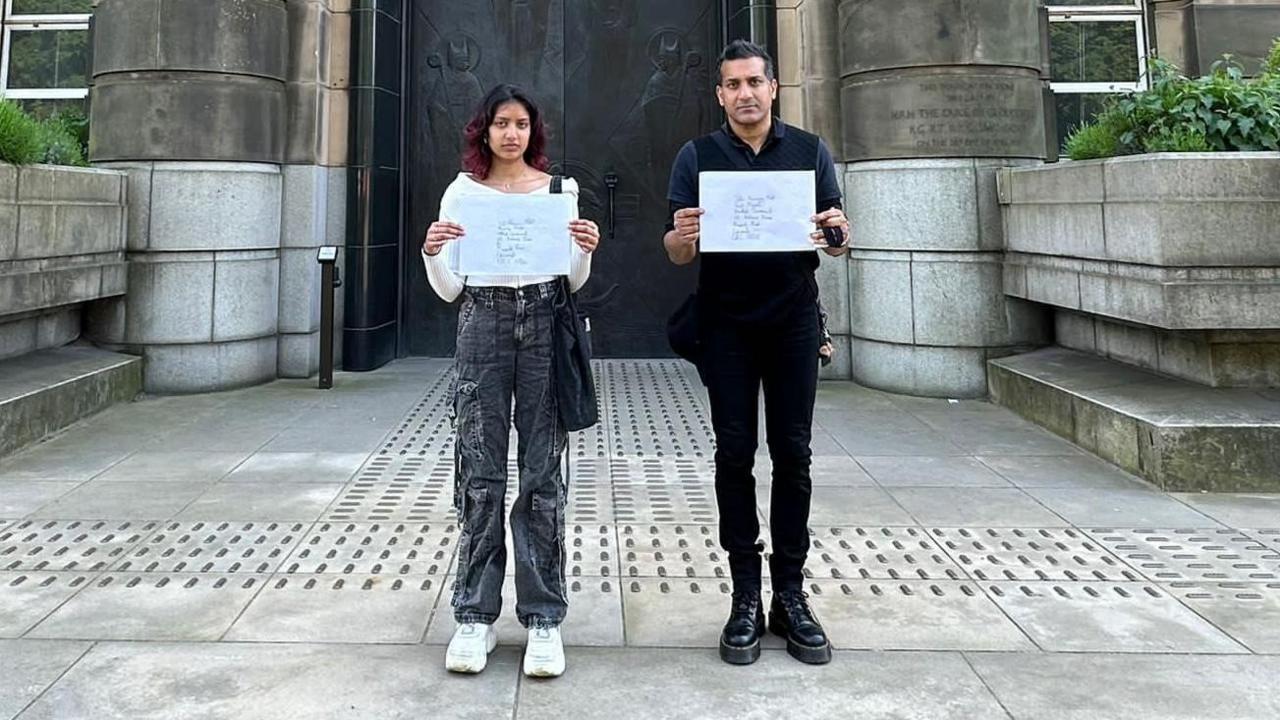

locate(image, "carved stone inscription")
[[843, 73, 1046, 161]]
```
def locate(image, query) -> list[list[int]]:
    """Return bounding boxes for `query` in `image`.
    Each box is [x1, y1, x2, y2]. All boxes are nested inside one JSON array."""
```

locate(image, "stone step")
[[0, 345, 142, 457], [989, 347, 1280, 492]]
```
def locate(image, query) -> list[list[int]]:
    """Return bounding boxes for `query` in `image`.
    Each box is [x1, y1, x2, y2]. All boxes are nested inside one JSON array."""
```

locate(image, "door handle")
[[603, 173, 619, 240]]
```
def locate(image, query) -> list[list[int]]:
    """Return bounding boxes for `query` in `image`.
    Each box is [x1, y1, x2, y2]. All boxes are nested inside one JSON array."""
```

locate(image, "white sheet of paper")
[[452, 193, 575, 276], [698, 170, 815, 253]]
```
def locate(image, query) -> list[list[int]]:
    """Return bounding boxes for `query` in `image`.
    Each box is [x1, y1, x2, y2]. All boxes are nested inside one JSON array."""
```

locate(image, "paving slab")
[[887, 488, 1066, 527], [224, 574, 442, 644], [26, 482, 206, 519], [818, 411, 968, 457], [621, 578, 745, 648], [978, 454, 1148, 489], [0, 639, 89, 720], [283, 521, 455, 576], [1166, 581, 1280, 654], [982, 581, 1246, 653], [754, 455, 877, 487], [27, 573, 267, 641], [17, 642, 521, 720], [111, 520, 311, 574], [0, 448, 127, 482], [797, 526, 966, 581], [927, 527, 1143, 582], [1023, 488, 1221, 528], [176, 483, 343, 521], [618, 523, 738, 580], [856, 456, 1011, 488], [763, 487, 916, 526], [1086, 528, 1280, 583], [222, 452, 367, 484], [0, 573, 94, 638], [1171, 493, 1280, 529], [804, 579, 1035, 651], [425, 575, 624, 647], [517, 648, 1010, 720], [968, 653, 1280, 720], [613, 484, 717, 524], [93, 452, 251, 483], [0, 482, 79, 516], [0, 520, 158, 573], [1249, 528, 1280, 552]]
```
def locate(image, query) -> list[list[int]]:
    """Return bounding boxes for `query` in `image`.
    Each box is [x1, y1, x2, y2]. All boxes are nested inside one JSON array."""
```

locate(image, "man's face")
[[715, 57, 776, 127]]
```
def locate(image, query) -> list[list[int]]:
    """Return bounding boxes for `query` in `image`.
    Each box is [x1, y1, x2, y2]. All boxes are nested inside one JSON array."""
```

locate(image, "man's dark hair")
[[716, 39, 775, 85]]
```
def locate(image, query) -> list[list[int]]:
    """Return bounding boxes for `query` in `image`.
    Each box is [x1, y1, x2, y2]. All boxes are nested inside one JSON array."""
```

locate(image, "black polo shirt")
[[666, 118, 843, 325]]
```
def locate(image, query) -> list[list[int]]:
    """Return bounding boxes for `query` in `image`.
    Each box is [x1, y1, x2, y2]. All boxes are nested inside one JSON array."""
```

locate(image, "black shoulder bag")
[[549, 175, 599, 431]]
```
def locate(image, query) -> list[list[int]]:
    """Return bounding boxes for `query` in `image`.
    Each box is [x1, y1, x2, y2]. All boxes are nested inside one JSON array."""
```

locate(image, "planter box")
[[997, 153, 1280, 387], [0, 163, 128, 360]]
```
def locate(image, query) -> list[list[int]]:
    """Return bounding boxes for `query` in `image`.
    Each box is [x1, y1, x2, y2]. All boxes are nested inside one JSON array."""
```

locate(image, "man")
[[663, 39, 850, 666]]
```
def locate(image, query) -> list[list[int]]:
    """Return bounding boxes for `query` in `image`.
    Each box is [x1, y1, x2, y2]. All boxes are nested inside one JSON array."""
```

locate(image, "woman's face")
[[488, 100, 532, 162]]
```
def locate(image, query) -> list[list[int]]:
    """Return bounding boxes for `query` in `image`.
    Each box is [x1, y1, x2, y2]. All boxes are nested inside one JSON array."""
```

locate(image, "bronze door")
[[405, 0, 721, 357]]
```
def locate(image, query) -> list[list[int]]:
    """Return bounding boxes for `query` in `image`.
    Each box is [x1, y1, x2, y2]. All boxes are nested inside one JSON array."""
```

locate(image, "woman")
[[422, 84, 600, 679]]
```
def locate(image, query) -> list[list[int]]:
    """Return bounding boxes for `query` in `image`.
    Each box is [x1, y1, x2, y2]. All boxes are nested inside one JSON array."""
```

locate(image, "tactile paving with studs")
[[111, 521, 309, 574], [280, 522, 457, 575], [1086, 528, 1280, 583], [0, 520, 160, 573], [929, 527, 1142, 582], [618, 524, 736, 579], [798, 527, 965, 581], [603, 361, 714, 458]]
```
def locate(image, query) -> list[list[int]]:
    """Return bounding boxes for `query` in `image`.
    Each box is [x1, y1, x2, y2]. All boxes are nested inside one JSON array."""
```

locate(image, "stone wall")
[[86, 0, 349, 392], [0, 165, 127, 361], [999, 152, 1280, 387]]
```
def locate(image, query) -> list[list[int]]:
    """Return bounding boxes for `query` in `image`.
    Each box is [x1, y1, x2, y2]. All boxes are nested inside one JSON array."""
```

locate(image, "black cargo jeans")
[[450, 280, 569, 628]]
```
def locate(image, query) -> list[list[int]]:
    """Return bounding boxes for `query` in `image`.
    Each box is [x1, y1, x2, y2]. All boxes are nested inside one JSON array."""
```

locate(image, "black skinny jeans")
[[701, 300, 820, 592]]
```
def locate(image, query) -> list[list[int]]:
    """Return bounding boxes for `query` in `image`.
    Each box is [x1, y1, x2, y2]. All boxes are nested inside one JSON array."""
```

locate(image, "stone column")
[[777, 0, 851, 379], [86, 0, 288, 393], [839, 0, 1051, 398], [279, 0, 350, 377], [1151, 0, 1280, 75]]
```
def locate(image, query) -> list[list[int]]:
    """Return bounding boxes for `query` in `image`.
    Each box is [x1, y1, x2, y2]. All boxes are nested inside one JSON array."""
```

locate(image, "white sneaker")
[[523, 625, 566, 678], [445, 622, 497, 674]]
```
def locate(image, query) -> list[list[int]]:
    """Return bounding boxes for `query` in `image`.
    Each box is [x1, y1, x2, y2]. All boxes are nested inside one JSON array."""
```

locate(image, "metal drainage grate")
[[801, 527, 965, 581], [619, 524, 731, 579], [1087, 528, 1280, 582], [929, 527, 1142, 582], [0, 520, 159, 573], [281, 522, 457, 575], [112, 521, 309, 574]]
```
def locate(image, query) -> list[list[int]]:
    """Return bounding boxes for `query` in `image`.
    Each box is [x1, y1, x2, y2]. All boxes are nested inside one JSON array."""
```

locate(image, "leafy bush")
[[0, 98, 43, 165], [37, 117, 87, 167], [1064, 37, 1280, 160], [49, 107, 89, 162]]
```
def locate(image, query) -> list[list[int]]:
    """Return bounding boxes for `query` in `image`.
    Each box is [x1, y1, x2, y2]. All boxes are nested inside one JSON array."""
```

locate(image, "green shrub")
[[37, 118, 87, 167], [0, 98, 43, 165], [1064, 37, 1280, 160], [1267, 37, 1280, 75], [1064, 114, 1125, 159], [49, 107, 89, 162]]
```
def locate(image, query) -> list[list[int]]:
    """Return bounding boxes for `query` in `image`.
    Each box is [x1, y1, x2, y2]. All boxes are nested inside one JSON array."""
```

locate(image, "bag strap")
[[550, 174, 563, 194]]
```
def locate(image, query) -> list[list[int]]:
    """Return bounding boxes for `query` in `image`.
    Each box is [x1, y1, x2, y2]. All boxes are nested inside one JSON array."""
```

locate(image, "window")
[[1048, 2, 1148, 151], [0, 0, 92, 119]]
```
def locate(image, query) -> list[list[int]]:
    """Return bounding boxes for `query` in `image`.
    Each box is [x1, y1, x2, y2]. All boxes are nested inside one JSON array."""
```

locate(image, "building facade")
[[2, 0, 1277, 395]]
